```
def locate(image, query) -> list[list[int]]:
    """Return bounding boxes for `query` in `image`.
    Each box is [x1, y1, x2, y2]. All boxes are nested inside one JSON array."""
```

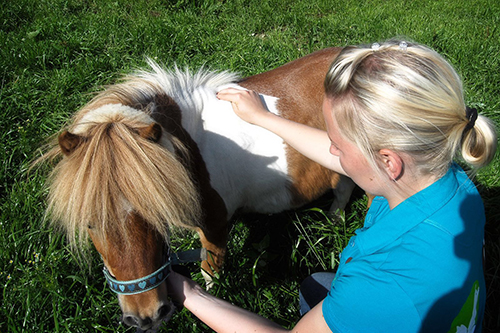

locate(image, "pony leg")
[[195, 222, 228, 288], [329, 176, 356, 213], [330, 176, 375, 214]]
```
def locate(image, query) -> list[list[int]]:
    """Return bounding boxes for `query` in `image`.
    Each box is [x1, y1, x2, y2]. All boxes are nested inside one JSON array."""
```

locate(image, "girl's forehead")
[[322, 98, 335, 120], [322, 99, 340, 131]]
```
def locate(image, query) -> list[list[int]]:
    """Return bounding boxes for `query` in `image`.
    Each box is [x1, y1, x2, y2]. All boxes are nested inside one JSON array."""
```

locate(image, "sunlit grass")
[[1, 0, 499, 332]]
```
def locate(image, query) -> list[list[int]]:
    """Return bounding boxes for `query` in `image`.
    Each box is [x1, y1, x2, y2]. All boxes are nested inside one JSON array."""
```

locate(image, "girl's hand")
[[216, 88, 270, 125]]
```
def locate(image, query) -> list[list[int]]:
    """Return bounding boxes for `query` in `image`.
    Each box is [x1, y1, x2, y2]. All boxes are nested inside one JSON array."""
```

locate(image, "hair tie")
[[464, 106, 478, 132]]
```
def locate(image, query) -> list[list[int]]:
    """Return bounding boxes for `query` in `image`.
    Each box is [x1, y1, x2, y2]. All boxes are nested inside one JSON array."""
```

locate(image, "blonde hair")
[[324, 40, 497, 177]]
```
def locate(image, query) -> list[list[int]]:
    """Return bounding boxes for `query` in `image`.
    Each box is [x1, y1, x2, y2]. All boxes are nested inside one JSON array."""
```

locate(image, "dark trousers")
[[299, 272, 335, 315]]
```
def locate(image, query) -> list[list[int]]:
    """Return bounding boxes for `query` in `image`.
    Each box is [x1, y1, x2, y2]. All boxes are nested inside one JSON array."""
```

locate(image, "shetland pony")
[[41, 47, 355, 330]]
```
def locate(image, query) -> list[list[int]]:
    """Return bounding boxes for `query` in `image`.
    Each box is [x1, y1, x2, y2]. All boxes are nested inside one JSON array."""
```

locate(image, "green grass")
[[1, 0, 499, 332]]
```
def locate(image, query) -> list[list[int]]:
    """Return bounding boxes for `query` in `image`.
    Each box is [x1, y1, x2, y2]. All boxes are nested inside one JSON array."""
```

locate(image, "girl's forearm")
[[255, 112, 346, 175], [184, 284, 288, 333]]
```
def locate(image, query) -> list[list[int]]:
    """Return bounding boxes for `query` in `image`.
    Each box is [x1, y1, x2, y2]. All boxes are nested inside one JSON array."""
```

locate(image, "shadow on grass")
[[215, 188, 366, 328], [482, 186, 500, 333]]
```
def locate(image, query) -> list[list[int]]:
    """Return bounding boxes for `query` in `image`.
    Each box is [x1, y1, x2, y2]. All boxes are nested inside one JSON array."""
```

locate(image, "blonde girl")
[[167, 40, 497, 332]]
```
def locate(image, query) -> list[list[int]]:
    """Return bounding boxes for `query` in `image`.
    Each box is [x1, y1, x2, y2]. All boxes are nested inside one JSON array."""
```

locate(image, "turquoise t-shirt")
[[323, 164, 486, 332]]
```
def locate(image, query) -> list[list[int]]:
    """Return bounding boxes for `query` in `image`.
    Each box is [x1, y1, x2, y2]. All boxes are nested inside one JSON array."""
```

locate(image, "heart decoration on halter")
[[103, 258, 172, 295]]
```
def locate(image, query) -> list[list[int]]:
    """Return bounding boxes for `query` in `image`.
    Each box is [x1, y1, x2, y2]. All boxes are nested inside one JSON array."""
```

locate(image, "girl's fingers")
[[217, 88, 269, 125], [217, 88, 249, 102]]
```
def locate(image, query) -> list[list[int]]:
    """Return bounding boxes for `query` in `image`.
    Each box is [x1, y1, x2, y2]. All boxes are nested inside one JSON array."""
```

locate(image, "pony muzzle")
[[103, 257, 174, 329], [122, 300, 176, 330]]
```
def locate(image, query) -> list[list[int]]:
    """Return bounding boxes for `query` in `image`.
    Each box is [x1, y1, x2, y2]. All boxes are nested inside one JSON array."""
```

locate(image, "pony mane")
[[141, 58, 240, 99], [36, 60, 237, 253], [136, 59, 240, 120]]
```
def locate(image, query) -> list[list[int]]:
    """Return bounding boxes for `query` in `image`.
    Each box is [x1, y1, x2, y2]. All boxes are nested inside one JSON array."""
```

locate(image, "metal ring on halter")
[[103, 257, 172, 295]]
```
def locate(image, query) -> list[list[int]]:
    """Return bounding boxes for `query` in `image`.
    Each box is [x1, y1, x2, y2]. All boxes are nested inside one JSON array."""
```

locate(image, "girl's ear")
[[378, 149, 404, 181]]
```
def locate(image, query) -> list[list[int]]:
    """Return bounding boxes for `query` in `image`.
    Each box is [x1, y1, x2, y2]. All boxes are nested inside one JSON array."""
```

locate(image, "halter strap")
[[103, 258, 172, 295], [102, 248, 207, 295]]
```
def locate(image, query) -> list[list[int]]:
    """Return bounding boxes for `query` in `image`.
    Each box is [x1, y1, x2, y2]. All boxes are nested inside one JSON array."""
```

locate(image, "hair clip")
[[371, 43, 380, 51], [464, 106, 478, 132], [399, 41, 408, 51]]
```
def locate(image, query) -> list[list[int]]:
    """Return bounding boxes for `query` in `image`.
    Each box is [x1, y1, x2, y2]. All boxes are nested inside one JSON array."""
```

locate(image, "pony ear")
[[137, 123, 162, 142], [58, 131, 83, 156]]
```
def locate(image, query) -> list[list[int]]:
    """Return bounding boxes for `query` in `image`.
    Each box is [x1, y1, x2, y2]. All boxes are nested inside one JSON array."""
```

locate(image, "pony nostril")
[[157, 304, 172, 319], [123, 315, 153, 330], [123, 315, 140, 327], [123, 314, 153, 329]]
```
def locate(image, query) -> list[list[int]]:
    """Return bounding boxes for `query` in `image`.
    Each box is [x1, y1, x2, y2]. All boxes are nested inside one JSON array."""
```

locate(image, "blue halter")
[[102, 248, 206, 295], [103, 258, 172, 295]]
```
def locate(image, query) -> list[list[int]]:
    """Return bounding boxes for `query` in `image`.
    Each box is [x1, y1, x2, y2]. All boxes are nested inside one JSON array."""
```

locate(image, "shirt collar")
[[355, 164, 463, 255]]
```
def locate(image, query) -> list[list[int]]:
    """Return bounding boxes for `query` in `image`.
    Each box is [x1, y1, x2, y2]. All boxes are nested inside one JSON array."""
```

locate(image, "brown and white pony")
[[41, 47, 355, 330]]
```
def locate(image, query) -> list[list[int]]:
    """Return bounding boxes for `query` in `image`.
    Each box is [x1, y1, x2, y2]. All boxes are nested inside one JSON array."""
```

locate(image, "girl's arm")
[[167, 271, 331, 333], [216, 88, 346, 176]]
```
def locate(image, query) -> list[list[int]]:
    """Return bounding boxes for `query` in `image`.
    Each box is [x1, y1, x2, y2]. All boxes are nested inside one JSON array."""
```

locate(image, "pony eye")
[[87, 225, 93, 229]]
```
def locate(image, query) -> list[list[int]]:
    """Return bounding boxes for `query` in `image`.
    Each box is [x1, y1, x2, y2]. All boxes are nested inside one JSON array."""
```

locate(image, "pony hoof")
[[202, 270, 215, 290]]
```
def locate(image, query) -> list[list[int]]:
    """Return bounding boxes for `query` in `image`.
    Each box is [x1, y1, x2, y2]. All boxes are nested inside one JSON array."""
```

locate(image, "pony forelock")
[[44, 104, 203, 255]]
